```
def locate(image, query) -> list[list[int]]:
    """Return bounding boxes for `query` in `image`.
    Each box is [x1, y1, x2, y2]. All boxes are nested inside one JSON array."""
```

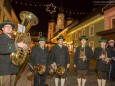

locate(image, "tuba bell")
[[10, 11, 38, 66]]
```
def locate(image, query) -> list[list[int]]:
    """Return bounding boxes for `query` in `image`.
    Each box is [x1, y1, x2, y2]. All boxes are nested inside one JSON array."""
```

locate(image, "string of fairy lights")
[[10, 0, 89, 15]]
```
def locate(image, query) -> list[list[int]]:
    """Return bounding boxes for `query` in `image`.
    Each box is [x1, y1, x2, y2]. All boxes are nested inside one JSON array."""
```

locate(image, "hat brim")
[[108, 41, 115, 43], [38, 40, 47, 42], [57, 38, 65, 41], [0, 22, 15, 29], [99, 40, 107, 43], [79, 38, 88, 41]]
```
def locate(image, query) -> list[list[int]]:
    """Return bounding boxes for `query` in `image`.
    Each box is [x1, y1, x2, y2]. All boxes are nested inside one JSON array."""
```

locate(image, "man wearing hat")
[[50, 36, 70, 86], [107, 39, 115, 81], [94, 38, 111, 86], [0, 20, 28, 86], [29, 36, 49, 86], [74, 35, 93, 86]]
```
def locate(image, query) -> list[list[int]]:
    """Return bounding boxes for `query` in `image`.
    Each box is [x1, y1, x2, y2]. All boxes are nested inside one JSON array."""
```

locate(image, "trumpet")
[[80, 47, 87, 62], [101, 49, 110, 64], [36, 65, 46, 75], [27, 64, 46, 81], [27, 63, 36, 81], [49, 62, 57, 75], [56, 66, 66, 76]]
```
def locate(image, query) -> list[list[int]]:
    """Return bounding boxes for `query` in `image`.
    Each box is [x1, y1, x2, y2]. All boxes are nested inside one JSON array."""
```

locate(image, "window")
[[74, 32, 78, 40], [79, 32, 81, 38], [89, 25, 94, 37], [39, 32, 42, 36], [82, 29, 85, 36], [112, 19, 115, 29], [89, 41, 94, 50], [49, 24, 52, 31]]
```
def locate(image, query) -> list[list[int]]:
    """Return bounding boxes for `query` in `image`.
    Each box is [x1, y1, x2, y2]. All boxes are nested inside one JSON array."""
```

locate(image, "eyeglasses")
[[4, 25, 12, 28]]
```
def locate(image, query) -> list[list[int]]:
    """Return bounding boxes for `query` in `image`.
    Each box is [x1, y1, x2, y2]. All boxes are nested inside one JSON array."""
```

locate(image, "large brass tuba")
[[10, 11, 38, 66]]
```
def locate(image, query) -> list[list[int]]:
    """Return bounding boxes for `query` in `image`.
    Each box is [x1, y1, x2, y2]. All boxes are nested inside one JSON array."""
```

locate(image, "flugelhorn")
[[56, 66, 66, 76], [49, 62, 57, 75], [36, 65, 46, 75], [80, 47, 87, 62]]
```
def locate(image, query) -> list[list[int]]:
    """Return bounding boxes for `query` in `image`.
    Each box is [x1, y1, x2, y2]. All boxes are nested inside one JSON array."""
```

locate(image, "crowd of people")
[[0, 20, 115, 86]]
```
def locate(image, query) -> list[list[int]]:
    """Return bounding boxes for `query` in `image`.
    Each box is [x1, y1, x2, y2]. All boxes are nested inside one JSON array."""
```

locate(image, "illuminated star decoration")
[[46, 3, 56, 14]]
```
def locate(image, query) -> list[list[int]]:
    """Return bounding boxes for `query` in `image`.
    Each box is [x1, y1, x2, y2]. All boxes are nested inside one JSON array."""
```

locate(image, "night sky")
[[10, 0, 106, 37]]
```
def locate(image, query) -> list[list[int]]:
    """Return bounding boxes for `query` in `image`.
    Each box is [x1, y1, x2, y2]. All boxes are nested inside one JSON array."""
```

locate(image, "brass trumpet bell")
[[37, 65, 46, 75], [56, 67, 65, 76]]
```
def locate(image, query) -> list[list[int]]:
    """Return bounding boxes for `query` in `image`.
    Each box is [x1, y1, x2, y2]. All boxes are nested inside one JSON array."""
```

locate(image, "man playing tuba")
[[29, 37, 49, 86], [74, 36, 93, 86], [0, 20, 28, 86], [49, 36, 70, 86]]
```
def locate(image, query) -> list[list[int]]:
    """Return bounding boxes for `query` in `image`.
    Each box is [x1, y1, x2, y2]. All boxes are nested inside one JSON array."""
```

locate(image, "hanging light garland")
[[10, 0, 89, 15]]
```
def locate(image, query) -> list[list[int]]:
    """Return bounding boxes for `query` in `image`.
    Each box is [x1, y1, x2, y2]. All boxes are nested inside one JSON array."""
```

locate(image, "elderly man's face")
[[2, 24, 13, 34], [109, 42, 114, 47], [100, 42, 106, 47], [39, 41, 46, 47]]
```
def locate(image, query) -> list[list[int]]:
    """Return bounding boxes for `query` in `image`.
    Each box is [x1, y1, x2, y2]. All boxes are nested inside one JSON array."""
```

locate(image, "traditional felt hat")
[[57, 36, 65, 40], [79, 36, 88, 41], [38, 37, 47, 42], [0, 20, 15, 29], [99, 38, 107, 43], [108, 39, 115, 43]]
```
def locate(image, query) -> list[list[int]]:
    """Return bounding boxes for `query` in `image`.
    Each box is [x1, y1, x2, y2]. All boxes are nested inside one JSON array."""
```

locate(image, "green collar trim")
[[56, 44, 65, 47]]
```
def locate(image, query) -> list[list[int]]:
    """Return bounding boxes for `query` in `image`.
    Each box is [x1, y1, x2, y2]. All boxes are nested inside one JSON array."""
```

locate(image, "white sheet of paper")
[[18, 24, 26, 33]]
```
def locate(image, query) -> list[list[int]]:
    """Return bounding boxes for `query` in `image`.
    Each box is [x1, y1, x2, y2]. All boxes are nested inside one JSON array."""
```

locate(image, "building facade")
[[47, 12, 73, 43], [97, 5, 115, 40], [67, 13, 104, 52]]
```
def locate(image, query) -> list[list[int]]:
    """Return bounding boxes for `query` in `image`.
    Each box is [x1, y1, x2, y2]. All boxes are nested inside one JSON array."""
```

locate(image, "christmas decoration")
[[46, 3, 56, 14]]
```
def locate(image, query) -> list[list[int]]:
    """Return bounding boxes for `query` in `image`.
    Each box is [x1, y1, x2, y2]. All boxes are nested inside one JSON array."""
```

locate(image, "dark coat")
[[0, 33, 19, 76], [94, 47, 110, 72], [29, 45, 49, 67], [74, 46, 93, 70], [107, 46, 115, 59], [49, 44, 70, 68]]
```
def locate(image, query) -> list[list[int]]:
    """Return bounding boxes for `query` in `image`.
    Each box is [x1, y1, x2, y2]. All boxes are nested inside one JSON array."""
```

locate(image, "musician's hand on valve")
[[83, 56, 86, 59], [99, 54, 105, 59], [51, 64, 55, 68], [67, 64, 70, 69], [17, 42, 28, 49], [74, 64, 76, 68]]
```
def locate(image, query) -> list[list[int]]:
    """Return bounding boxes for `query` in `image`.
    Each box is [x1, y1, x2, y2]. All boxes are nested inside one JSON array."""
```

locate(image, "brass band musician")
[[49, 36, 70, 86], [94, 38, 110, 86], [29, 37, 48, 86], [74, 36, 93, 86], [0, 20, 27, 86]]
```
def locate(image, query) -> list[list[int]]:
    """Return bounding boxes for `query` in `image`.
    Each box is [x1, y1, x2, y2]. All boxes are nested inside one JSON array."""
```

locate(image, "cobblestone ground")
[[16, 53, 115, 86]]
